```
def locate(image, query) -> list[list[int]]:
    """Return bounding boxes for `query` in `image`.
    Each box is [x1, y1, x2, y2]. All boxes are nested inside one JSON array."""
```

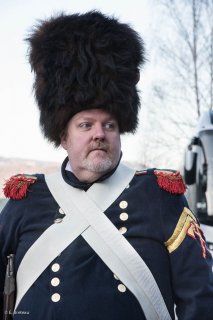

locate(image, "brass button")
[[51, 293, 61, 302], [119, 227, 127, 235], [51, 263, 60, 272], [119, 200, 128, 209], [119, 212, 128, 221], [54, 218, 63, 224], [59, 208, 64, 214], [118, 284, 126, 292], [113, 274, 119, 280], [51, 277, 60, 287]]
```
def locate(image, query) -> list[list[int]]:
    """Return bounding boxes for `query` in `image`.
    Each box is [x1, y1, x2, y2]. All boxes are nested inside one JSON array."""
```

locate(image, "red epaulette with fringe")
[[154, 170, 186, 194], [3, 175, 37, 200]]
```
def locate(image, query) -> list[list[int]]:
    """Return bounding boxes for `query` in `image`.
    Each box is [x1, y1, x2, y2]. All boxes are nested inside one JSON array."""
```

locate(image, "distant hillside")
[[0, 156, 145, 201], [0, 157, 60, 199]]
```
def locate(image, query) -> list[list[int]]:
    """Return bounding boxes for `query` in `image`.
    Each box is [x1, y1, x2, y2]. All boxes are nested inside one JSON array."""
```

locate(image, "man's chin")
[[83, 158, 113, 173]]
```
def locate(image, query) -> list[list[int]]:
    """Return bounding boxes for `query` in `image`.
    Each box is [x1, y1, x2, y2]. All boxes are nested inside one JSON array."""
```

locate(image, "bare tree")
[[139, 0, 213, 169], [156, 0, 213, 113]]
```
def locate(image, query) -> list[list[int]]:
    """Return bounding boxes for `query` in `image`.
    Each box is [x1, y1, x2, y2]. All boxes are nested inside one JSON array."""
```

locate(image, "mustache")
[[88, 141, 109, 152]]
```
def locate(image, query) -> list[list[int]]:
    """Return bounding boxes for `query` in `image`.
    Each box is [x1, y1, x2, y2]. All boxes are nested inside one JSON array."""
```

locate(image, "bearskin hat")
[[26, 11, 145, 146]]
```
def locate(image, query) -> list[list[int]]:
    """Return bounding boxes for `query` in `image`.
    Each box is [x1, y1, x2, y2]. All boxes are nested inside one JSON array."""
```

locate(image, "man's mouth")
[[88, 142, 108, 154], [90, 148, 107, 153]]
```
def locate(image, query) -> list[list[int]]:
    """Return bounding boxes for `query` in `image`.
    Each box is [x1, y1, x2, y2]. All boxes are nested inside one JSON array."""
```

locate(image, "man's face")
[[61, 109, 121, 181]]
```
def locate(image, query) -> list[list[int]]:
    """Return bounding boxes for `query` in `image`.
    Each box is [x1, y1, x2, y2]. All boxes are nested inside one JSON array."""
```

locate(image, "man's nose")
[[93, 124, 105, 140]]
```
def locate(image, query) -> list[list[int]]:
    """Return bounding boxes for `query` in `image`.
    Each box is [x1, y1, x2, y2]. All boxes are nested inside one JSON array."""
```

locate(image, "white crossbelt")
[[15, 163, 171, 320]]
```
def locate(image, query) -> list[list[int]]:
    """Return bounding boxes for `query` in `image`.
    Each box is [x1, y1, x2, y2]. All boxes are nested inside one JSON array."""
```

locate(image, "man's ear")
[[60, 133, 67, 150]]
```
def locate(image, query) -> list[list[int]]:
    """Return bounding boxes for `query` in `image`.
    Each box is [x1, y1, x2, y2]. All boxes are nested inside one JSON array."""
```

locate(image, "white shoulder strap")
[[15, 163, 171, 320], [15, 163, 134, 310], [48, 170, 171, 320]]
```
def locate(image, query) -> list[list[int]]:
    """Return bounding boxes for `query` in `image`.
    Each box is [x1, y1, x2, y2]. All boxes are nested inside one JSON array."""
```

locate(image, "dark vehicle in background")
[[184, 110, 213, 253]]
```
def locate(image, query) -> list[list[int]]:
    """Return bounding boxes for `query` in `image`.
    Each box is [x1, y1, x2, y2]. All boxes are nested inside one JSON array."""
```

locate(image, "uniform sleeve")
[[163, 194, 213, 319], [0, 200, 21, 317]]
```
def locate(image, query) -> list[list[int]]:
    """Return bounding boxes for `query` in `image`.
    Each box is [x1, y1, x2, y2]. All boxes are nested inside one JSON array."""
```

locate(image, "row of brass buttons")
[[51, 205, 61, 306], [51, 263, 61, 302], [114, 198, 129, 292], [119, 200, 128, 235]]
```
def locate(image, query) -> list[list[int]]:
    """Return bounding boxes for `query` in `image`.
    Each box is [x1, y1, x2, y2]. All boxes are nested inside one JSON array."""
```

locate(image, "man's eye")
[[104, 122, 116, 130], [79, 122, 91, 129]]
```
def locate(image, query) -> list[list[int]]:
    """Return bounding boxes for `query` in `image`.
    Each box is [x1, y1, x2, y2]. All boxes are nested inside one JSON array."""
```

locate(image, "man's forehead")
[[73, 109, 116, 121]]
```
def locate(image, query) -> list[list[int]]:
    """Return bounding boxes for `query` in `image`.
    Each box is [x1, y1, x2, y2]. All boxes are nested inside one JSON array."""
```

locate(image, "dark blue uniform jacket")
[[0, 165, 213, 320]]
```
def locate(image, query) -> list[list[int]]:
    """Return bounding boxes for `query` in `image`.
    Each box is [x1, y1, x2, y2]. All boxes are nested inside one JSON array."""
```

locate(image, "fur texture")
[[26, 11, 145, 146]]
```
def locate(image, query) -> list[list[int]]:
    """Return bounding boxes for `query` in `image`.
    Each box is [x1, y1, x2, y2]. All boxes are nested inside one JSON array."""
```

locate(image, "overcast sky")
[[0, 0, 157, 164]]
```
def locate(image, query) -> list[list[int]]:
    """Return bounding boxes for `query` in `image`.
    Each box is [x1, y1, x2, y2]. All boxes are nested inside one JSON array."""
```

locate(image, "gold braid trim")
[[164, 207, 196, 253]]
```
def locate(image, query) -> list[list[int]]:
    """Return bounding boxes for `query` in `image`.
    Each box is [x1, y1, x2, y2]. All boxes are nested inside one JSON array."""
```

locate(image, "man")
[[0, 11, 213, 320]]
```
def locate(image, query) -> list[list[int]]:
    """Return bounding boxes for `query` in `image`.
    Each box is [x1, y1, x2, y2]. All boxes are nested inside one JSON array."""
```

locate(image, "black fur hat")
[[26, 11, 145, 146]]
